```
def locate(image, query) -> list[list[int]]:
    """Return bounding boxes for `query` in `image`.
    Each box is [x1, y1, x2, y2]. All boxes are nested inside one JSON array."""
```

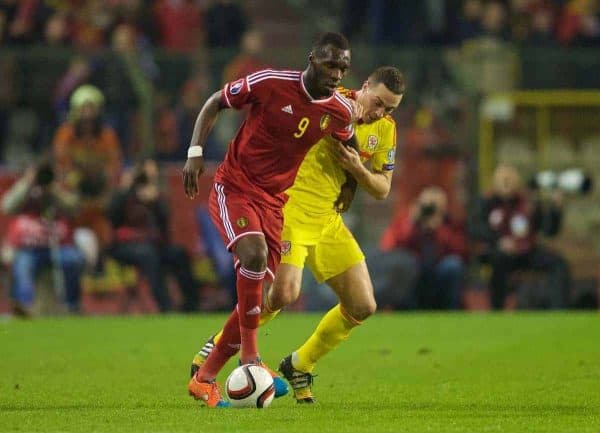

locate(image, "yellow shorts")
[[280, 203, 365, 283]]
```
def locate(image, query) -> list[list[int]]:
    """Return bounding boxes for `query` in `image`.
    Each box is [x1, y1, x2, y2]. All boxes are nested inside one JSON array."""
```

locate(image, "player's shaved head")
[[305, 32, 351, 99], [368, 67, 405, 95], [312, 32, 350, 57]]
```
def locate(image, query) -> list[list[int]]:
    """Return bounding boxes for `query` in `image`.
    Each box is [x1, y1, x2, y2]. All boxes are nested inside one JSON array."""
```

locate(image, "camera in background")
[[529, 169, 592, 195]]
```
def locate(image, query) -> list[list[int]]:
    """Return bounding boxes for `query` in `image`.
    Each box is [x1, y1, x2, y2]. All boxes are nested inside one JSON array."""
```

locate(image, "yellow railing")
[[479, 90, 600, 190]]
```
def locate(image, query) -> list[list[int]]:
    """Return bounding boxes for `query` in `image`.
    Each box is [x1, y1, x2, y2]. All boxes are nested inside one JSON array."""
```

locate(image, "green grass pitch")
[[1, 313, 599, 432]]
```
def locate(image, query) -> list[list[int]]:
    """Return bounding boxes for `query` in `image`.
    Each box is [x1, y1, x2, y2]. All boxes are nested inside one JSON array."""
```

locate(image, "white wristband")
[[187, 146, 203, 158]]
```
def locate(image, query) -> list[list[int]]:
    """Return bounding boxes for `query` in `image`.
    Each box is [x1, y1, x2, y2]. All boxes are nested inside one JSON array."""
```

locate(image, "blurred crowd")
[[0, 0, 596, 316], [2, 1, 599, 50], [0, 0, 254, 166], [343, 0, 600, 47], [0, 0, 247, 51]]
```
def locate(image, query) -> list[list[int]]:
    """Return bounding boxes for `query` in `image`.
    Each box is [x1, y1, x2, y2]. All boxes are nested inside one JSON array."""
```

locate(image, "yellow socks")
[[293, 304, 361, 373]]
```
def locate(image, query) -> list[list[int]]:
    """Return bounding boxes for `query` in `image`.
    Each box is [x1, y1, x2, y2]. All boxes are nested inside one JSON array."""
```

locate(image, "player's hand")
[[334, 178, 357, 213], [182, 156, 205, 199], [334, 141, 362, 175]]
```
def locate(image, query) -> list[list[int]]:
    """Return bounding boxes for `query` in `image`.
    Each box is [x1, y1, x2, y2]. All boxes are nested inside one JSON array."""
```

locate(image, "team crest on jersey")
[[367, 135, 378, 150], [236, 217, 248, 228], [281, 240, 291, 255], [230, 79, 244, 95], [320, 114, 331, 131]]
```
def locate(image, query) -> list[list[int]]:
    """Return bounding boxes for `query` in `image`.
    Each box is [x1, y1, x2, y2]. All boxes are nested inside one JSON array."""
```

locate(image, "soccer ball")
[[225, 364, 275, 408]]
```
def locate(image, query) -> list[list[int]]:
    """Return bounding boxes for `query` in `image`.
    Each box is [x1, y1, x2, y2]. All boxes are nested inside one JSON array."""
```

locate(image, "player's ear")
[[362, 80, 369, 91]]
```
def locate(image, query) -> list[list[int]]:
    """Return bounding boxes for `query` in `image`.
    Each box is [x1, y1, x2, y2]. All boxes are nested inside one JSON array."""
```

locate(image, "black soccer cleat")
[[278, 354, 316, 404]]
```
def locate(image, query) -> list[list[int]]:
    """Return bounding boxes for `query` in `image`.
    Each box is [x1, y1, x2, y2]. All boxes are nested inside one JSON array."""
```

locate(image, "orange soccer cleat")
[[188, 375, 230, 408]]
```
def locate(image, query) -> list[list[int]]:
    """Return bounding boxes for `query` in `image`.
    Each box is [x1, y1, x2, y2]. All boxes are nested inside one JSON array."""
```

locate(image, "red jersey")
[[214, 69, 354, 207]]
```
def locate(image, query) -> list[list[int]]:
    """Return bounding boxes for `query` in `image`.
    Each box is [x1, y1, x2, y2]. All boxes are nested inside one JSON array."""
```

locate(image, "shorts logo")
[[236, 217, 248, 228], [320, 114, 331, 131], [281, 240, 291, 255], [230, 79, 244, 95], [367, 135, 378, 150]]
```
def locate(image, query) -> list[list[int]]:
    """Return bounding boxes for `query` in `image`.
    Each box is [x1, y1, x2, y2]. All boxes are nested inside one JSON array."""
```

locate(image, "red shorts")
[[208, 182, 283, 280]]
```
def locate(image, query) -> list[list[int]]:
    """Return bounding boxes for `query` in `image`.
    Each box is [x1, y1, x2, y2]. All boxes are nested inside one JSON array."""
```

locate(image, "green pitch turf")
[[1, 313, 599, 433]]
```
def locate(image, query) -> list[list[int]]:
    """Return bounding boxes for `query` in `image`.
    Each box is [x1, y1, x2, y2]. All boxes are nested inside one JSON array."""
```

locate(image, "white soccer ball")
[[225, 364, 275, 408]]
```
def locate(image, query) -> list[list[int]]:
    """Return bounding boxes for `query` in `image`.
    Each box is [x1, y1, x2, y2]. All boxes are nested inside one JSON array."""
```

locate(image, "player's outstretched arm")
[[183, 90, 226, 199]]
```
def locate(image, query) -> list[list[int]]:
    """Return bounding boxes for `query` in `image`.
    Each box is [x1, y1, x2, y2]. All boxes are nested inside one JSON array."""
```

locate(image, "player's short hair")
[[312, 32, 350, 54], [369, 67, 406, 95]]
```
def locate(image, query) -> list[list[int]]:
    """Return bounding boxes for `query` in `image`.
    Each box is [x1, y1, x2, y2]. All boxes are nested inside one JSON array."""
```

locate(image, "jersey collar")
[[300, 72, 335, 104]]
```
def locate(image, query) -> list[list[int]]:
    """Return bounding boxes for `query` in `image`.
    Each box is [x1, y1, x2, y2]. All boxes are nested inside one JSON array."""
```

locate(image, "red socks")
[[236, 267, 265, 363], [196, 266, 265, 381]]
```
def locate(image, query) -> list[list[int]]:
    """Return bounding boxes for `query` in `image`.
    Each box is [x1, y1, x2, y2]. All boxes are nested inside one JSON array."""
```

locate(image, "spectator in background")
[[527, 6, 557, 46], [204, 0, 247, 49], [221, 29, 267, 84], [394, 107, 464, 221], [455, 0, 483, 42], [479, 0, 508, 40], [0, 7, 7, 45], [452, 0, 519, 94], [43, 11, 69, 47], [52, 84, 122, 257], [53, 56, 94, 122], [103, 23, 158, 159], [168, 64, 224, 161], [208, 28, 269, 158], [204, 0, 248, 86], [153, 0, 204, 52], [557, 0, 600, 46], [471, 164, 571, 309], [0, 0, 40, 45], [107, 160, 199, 312], [376, 187, 467, 310], [0, 37, 16, 161], [1, 158, 85, 316], [70, 0, 115, 49]]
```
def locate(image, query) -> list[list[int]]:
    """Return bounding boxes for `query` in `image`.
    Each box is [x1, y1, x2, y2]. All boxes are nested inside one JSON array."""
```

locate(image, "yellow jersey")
[[285, 102, 397, 216]]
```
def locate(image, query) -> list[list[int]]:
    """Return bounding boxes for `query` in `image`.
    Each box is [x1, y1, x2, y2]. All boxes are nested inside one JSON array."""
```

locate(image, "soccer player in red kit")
[[182, 32, 355, 407]]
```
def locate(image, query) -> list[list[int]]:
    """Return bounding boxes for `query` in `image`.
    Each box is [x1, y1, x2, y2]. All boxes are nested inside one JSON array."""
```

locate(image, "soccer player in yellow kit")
[[191, 66, 405, 403]]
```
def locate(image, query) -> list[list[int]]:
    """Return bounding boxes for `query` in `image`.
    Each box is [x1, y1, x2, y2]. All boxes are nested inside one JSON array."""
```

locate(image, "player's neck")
[[355, 89, 364, 103], [301, 71, 329, 100]]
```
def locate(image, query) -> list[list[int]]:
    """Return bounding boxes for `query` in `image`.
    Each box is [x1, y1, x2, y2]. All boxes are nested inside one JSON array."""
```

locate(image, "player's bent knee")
[[239, 246, 268, 272], [347, 299, 377, 322], [270, 281, 300, 309]]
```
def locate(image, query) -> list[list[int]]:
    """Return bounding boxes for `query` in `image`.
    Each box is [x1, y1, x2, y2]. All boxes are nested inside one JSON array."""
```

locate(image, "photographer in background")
[[471, 164, 571, 309], [376, 187, 468, 309], [107, 160, 199, 312], [1, 159, 85, 316]]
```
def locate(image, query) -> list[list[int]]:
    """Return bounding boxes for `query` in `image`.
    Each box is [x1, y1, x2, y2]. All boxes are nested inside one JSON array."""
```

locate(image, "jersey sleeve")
[[370, 119, 397, 171], [331, 123, 354, 141], [331, 91, 355, 141], [221, 69, 272, 109]]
